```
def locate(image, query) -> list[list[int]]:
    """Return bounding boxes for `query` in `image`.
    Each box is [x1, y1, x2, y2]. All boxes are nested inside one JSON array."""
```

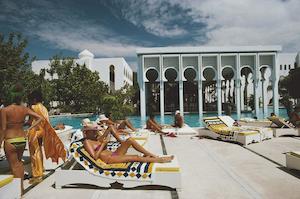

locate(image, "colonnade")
[[137, 47, 281, 123]]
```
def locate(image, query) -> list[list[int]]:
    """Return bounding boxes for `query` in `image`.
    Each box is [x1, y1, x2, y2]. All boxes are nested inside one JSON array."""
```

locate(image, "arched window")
[[110, 65, 115, 92]]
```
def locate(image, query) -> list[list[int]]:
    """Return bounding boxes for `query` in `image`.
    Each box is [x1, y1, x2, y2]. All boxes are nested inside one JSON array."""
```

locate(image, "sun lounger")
[[267, 116, 299, 137], [55, 141, 181, 189], [219, 116, 273, 140], [0, 175, 21, 199], [286, 151, 300, 171], [143, 124, 198, 136], [162, 124, 198, 136], [202, 117, 261, 145]]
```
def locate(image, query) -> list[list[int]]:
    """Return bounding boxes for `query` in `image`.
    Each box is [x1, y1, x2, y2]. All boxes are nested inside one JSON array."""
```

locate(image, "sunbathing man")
[[173, 110, 184, 128], [290, 105, 300, 127], [83, 125, 173, 164]]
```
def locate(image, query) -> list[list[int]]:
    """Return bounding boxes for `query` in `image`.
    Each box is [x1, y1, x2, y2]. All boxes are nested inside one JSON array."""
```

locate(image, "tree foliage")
[[278, 67, 300, 118], [46, 56, 109, 113], [0, 32, 46, 105], [280, 67, 300, 99], [102, 85, 136, 120]]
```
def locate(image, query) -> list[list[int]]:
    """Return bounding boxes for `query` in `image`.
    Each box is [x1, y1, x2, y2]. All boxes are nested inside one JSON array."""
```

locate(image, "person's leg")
[[107, 154, 174, 164], [114, 138, 157, 157], [4, 142, 25, 194], [118, 120, 136, 131], [152, 124, 166, 134], [28, 130, 44, 182]]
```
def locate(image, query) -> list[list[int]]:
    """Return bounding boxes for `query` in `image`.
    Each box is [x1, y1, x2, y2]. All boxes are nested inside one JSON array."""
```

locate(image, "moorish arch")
[[164, 67, 179, 113], [240, 65, 254, 111], [144, 67, 160, 114], [183, 67, 198, 112]]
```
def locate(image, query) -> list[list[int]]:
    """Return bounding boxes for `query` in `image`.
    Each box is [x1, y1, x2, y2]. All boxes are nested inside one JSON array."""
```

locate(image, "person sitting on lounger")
[[83, 125, 173, 164], [173, 110, 184, 128], [290, 105, 300, 127], [98, 113, 136, 132]]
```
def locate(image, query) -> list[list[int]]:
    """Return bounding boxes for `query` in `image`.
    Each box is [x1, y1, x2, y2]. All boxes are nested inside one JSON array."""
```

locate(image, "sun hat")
[[99, 114, 109, 121], [81, 118, 92, 126], [175, 110, 180, 115], [82, 124, 101, 131]]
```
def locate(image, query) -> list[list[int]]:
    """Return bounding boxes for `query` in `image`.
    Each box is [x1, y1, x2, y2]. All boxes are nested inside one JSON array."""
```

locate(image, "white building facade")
[[137, 46, 283, 122], [32, 49, 133, 91]]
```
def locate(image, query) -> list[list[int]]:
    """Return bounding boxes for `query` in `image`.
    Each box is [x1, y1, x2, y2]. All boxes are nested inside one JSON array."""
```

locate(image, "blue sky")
[[1, 0, 300, 70]]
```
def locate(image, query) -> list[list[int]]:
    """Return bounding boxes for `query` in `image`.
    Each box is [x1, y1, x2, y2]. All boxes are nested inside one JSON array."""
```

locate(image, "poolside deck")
[[2, 129, 300, 199]]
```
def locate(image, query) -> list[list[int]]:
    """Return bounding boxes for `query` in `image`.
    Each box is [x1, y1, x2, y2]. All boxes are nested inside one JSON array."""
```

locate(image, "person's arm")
[[84, 139, 108, 160], [1, 109, 6, 132], [26, 108, 44, 132], [0, 109, 6, 149], [107, 125, 123, 142]]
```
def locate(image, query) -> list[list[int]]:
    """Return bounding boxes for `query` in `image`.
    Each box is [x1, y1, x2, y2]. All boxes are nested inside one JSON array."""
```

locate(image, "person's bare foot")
[[158, 155, 174, 163]]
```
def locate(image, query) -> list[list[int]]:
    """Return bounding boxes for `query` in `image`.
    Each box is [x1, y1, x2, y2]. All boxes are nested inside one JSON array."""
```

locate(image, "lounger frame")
[[286, 152, 300, 171], [55, 158, 181, 190]]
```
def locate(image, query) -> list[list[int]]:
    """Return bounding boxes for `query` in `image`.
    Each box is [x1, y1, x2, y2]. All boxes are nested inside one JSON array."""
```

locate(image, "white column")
[[159, 55, 165, 123], [198, 55, 203, 123], [272, 54, 279, 115], [139, 55, 146, 122], [254, 54, 260, 119], [262, 77, 268, 118], [235, 54, 241, 120], [240, 75, 245, 111], [217, 55, 222, 115], [179, 55, 184, 115]]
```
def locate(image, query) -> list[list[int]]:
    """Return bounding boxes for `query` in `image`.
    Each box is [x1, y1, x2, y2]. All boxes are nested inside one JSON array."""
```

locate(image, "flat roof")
[[136, 45, 282, 55]]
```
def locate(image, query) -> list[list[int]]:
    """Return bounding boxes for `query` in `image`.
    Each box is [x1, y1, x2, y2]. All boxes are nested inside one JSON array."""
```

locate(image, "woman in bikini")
[[83, 125, 173, 164], [0, 84, 43, 193]]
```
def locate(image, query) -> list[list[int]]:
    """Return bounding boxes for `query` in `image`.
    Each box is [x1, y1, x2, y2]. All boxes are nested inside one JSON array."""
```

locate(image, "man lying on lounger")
[[83, 125, 173, 164]]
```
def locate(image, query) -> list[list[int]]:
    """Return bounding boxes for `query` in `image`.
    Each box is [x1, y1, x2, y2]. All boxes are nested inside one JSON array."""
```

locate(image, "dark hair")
[[10, 83, 24, 105], [105, 112, 112, 118], [270, 112, 275, 116], [28, 89, 43, 104]]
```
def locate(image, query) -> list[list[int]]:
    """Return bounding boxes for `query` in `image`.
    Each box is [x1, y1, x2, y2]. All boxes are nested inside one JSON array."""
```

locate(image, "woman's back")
[[2, 104, 28, 139]]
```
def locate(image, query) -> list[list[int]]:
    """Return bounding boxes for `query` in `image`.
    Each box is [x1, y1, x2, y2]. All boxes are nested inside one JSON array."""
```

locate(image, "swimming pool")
[[50, 107, 288, 129]]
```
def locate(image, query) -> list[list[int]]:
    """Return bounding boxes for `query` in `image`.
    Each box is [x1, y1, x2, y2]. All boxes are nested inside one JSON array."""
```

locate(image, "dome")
[[78, 49, 94, 59]]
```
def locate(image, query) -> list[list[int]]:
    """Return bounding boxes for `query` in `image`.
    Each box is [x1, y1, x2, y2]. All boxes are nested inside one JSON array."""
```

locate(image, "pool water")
[[50, 108, 289, 129]]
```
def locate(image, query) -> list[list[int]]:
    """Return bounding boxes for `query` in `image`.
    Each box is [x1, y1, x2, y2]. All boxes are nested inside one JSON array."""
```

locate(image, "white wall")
[[31, 50, 133, 90], [278, 53, 297, 78]]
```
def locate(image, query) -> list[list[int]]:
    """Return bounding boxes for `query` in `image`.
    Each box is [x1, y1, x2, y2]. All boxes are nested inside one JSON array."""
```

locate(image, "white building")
[[32, 49, 133, 91], [137, 46, 284, 122]]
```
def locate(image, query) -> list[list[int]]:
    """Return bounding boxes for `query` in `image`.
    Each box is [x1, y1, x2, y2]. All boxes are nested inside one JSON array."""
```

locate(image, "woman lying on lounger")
[[83, 125, 173, 164], [98, 113, 136, 132]]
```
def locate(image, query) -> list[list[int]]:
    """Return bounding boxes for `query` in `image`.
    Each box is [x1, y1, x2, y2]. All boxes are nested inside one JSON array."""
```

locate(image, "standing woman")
[[0, 84, 43, 193], [27, 90, 66, 183]]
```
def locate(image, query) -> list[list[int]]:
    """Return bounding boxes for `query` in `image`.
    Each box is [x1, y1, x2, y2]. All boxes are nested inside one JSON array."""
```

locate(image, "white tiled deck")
[[2, 129, 300, 199]]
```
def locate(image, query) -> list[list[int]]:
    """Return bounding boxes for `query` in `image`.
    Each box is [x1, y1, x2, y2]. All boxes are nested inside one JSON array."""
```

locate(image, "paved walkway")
[[3, 131, 300, 199]]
